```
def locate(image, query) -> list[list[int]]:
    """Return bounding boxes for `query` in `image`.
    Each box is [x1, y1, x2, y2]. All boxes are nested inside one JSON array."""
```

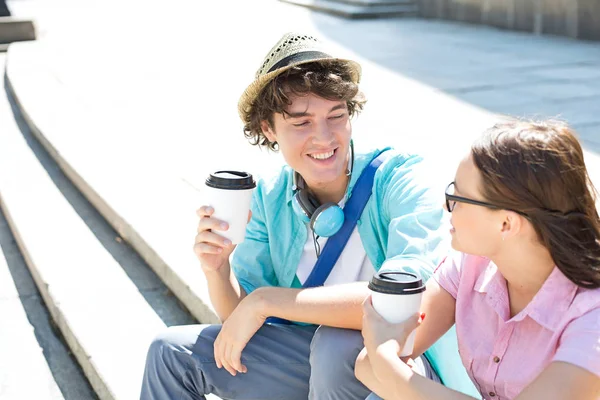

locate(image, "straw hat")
[[237, 32, 362, 122]]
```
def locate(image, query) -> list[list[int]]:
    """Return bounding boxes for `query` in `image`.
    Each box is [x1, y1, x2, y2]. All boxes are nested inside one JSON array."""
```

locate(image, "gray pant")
[[140, 323, 372, 400]]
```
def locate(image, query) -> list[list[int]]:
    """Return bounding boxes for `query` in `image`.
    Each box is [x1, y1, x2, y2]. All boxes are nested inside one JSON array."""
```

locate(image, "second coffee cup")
[[368, 267, 426, 357], [204, 170, 256, 244]]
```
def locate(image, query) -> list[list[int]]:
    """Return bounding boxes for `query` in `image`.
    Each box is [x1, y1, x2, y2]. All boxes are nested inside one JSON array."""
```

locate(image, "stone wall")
[[417, 0, 600, 41]]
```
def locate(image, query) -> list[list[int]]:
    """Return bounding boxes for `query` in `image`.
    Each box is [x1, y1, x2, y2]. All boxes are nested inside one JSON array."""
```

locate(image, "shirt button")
[[489, 392, 496, 397], [493, 356, 500, 363]]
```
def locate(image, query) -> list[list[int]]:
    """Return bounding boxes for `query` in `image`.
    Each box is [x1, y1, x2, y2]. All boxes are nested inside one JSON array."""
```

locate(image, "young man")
[[140, 32, 475, 400]]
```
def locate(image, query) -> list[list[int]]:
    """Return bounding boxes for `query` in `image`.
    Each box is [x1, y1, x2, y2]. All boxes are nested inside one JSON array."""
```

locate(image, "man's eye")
[[293, 121, 309, 127], [330, 114, 345, 120]]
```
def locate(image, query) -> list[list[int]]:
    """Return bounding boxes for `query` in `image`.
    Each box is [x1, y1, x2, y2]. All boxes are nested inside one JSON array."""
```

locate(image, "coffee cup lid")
[[368, 271, 425, 295], [206, 171, 256, 190]]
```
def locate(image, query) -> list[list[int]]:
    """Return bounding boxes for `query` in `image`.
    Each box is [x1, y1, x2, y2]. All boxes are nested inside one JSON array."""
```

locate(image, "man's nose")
[[311, 119, 334, 144]]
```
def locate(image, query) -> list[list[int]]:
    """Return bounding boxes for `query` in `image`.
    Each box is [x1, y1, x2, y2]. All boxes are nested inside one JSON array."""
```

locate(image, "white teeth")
[[309, 150, 334, 160]]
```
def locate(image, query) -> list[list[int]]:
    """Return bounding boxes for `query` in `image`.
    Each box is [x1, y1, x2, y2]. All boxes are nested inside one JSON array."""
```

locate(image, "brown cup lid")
[[368, 271, 425, 295], [206, 171, 256, 190]]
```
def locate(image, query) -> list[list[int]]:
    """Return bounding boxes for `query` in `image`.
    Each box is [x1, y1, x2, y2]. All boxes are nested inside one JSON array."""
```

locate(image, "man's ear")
[[261, 120, 276, 143]]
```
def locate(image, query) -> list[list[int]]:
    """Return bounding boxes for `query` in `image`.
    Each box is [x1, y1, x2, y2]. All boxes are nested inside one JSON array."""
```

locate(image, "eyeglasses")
[[445, 182, 528, 217]]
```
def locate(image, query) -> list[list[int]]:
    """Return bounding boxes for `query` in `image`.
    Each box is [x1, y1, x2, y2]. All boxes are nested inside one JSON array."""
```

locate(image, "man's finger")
[[230, 346, 246, 374], [196, 206, 214, 218], [214, 337, 223, 369], [223, 344, 237, 376]]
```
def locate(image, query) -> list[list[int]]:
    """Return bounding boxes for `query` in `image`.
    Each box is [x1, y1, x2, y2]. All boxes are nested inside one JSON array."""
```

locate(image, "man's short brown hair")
[[242, 60, 366, 151]]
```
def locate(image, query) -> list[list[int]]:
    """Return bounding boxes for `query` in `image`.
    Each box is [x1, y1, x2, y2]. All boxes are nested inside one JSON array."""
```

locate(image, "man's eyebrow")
[[284, 103, 347, 119]]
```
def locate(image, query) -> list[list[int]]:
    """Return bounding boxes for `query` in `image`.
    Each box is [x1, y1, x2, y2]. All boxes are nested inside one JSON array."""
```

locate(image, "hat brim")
[[238, 55, 362, 122]]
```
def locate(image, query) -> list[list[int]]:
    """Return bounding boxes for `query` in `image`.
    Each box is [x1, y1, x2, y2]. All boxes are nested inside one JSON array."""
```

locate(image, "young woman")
[[356, 120, 600, 399]]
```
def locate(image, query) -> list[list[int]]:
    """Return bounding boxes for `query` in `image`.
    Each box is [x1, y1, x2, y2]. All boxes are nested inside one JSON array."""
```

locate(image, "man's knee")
[[142, 325, 218, 399], [145, 326, 196, 375], [309, 326, 366, 393]]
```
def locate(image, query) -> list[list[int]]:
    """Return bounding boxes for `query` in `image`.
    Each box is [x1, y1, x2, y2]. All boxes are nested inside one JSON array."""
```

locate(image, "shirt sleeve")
[[231, 181, 278, 295], [433, 250, 463, 299], [553, 307, 600, 378], [379, 154, 449, 283]]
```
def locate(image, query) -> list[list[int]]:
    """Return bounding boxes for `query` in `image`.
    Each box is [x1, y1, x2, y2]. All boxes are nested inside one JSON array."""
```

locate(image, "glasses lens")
[[445, 183, 456, 212]]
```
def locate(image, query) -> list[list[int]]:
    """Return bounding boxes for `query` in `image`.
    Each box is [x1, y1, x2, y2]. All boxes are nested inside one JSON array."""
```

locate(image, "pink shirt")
[[434, 251, 600, 400]]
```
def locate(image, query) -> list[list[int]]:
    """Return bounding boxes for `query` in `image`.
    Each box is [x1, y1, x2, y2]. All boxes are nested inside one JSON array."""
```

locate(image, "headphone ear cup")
[[311, 203, 345, 238], [293, 190, 315, 223]]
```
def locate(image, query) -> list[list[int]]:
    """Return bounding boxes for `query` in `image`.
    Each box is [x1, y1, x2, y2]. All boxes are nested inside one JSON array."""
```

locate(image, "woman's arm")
[[516, 363, 600, 399], [368, 348, 477, 400], [410, 278, 457, 358], [355, 348, 401, 399], [358, 295, 472, 400]]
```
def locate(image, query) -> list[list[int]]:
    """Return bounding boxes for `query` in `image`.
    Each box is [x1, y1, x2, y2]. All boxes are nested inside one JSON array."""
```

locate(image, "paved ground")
[[5, 0, 600, 189]]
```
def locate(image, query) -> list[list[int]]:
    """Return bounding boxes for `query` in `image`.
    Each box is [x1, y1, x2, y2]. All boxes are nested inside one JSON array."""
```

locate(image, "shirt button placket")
[[489, 323, 514, 400]]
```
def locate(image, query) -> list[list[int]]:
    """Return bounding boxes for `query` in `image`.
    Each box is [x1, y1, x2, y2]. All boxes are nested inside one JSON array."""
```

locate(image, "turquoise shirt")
[[232, 147, 479, 397]]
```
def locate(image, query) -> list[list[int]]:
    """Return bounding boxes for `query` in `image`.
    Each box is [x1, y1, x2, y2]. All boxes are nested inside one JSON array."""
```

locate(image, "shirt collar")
[[522, 267, 578, 331], [474, 261, 510, 321], [474, 261, 578, 331]]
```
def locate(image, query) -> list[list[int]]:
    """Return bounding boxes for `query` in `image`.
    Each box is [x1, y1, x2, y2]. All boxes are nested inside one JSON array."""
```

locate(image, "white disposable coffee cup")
[[204, 171, 256, 244], [368, 269, 426, 357]]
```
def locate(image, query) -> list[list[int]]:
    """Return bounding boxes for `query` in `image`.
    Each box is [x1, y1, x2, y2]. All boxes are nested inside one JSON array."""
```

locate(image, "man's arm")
[[253, 282, 370, 330], [204, 260, 247, 321], [381, 154, 447, 281]]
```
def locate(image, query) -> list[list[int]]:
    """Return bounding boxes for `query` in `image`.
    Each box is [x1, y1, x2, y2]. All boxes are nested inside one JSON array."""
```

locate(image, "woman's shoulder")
[[570, 285, 600, 319]]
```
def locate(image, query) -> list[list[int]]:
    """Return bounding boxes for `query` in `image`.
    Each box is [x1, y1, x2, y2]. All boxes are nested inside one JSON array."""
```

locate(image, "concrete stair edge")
[[0, 17, 36, 44], [326, 0, 416, 6], [280, 0, 418, 18], [0, 241, 64, 399], [5, 42, 220, 326], [1, 202, 114, 399], [2, 54, 171, 400]]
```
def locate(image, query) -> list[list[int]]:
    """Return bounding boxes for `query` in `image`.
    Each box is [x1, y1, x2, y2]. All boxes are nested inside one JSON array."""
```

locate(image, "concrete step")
[[0, 17, 35, 44], [279, 0, 418, 18], [5, 39, 223, 400], [0, 53, 168, 399], [6, 40, 220, 327], [329, 0, 416, 6], [0, 231, 64, 399], [0, 203, 100, 399]]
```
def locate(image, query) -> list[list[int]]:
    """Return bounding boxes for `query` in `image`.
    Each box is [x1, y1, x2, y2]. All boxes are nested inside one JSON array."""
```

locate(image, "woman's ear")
[[501, 212, 523, 240], [261, 120, 276, 143]]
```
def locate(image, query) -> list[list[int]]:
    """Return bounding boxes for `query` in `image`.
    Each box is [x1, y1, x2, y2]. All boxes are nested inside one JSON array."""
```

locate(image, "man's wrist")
[[201, 261, 231, 280], [248, 286, 275, 319]]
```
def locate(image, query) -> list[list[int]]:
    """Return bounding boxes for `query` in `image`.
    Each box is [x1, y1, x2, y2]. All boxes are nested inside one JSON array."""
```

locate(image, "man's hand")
[[194, 206, 252, 273], [214, 291, 267, 376]]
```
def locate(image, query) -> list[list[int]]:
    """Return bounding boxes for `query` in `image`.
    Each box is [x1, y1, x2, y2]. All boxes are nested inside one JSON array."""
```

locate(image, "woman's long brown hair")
[[472, 120, 600, 289]]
